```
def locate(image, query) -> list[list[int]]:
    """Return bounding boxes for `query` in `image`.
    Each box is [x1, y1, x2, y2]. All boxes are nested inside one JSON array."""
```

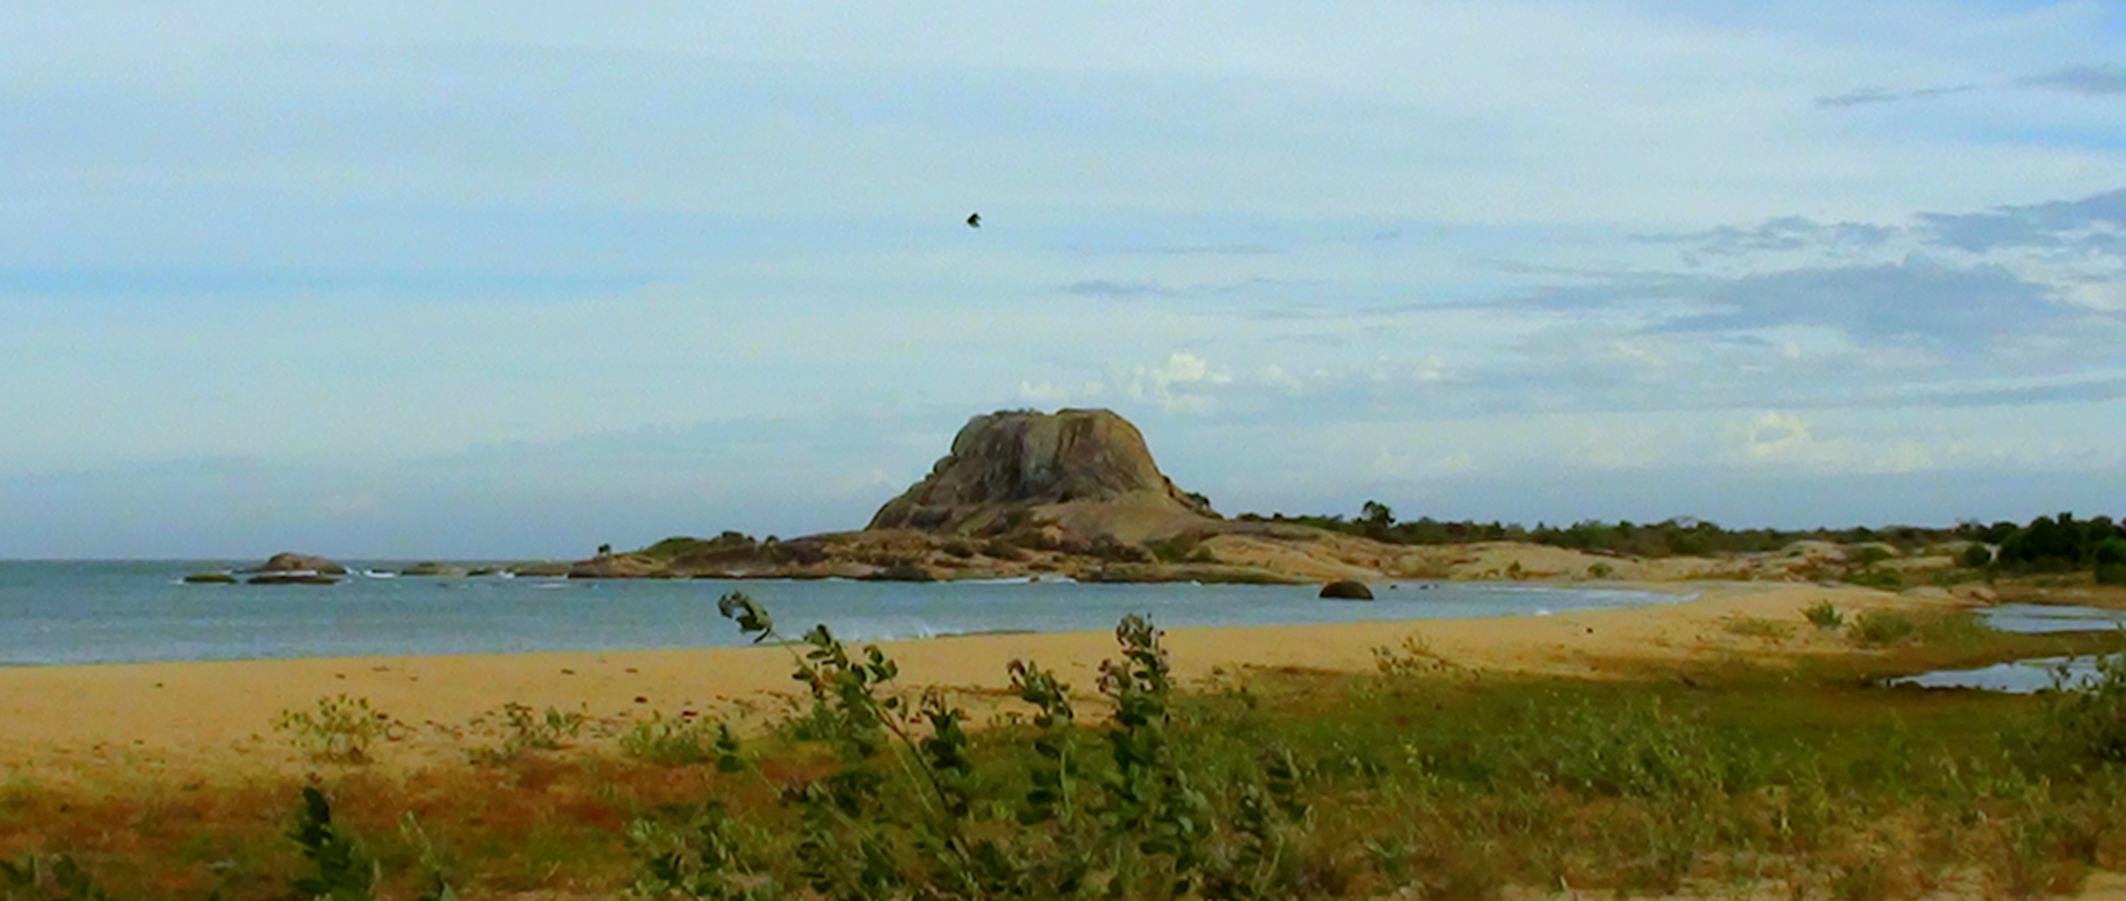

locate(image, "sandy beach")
[[0, 581, 1951, 781]]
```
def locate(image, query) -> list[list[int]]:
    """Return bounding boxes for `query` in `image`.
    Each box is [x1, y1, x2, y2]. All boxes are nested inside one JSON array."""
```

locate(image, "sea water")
[[0, 560, 1678, 666]]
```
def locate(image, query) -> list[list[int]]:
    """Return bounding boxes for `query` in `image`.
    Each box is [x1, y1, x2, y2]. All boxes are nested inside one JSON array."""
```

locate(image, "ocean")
[[0, 560, 1679, 666]]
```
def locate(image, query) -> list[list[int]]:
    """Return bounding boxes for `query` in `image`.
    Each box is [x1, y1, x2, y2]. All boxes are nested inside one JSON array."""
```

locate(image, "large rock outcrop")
[[252, 552, 348, 575], [868, 408, 1217, 543]]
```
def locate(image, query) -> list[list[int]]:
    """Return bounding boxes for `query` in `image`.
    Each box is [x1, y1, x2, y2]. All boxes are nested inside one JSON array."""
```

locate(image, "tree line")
[[1237, 504, 2126, 579]]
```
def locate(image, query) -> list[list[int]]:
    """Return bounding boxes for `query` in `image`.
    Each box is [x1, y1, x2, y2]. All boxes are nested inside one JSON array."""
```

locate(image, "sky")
[[4, 1, 2125, 558]]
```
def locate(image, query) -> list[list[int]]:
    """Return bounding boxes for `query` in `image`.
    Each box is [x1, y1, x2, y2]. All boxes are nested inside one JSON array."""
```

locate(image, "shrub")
[[2035, 650, 2126, 765], [468, 703, 586, 765], [1960, 543, 1994, 568], [1849, 545, 1894, 568], [1845, 568, 1903, 590], [274, 695, 396, 764], [1850, 610, 1916, 645], [2097, 563, 2126, 586], [1803, 600, 1845, 630], [1723, 616, 1795, 641], [288, 786, 378, 901], [621, 715, 743, 770]]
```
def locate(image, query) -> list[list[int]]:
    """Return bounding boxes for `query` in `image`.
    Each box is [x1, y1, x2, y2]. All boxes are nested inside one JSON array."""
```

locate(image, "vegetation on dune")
[[1244, 503, 2126, 567], [14, 598, 2126, 899]]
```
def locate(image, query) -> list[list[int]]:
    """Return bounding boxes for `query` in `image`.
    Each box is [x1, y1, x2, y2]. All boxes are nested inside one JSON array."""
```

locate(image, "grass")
[[1852, 610, 1918, 645], [13, 597, 2126, 900], [1723, 615, 1797, 641]]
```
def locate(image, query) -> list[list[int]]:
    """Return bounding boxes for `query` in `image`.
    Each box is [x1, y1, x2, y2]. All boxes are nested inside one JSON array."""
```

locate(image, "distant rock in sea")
[[247, 573, 340, 585], [182, 572, 237, 584], [1319, 579, 1375, 600], [252, 552, 348, 575], [568, 553, 665, 579], [508, 562, 571, 578], [398, 561, 458, 577]]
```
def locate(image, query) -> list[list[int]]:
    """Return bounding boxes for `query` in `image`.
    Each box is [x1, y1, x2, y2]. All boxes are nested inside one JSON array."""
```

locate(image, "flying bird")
[[966, 212, 981, 228]]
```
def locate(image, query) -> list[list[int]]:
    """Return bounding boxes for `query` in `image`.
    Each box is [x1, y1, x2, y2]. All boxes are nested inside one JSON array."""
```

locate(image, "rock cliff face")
[[868, 408, 1217, 542]]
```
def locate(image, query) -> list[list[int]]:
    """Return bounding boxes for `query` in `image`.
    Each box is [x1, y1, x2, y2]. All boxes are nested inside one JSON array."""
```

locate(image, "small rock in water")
[[1319, 579, 1374, 600]]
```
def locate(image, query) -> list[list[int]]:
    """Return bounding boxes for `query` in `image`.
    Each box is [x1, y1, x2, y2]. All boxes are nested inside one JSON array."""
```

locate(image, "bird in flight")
[[966, 212, 981, 228]]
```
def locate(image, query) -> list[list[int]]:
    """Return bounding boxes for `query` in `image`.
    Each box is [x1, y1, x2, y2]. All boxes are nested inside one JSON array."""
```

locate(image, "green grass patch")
[[1851, 609, 1917, 645], [1723, 615, 1796, 641]]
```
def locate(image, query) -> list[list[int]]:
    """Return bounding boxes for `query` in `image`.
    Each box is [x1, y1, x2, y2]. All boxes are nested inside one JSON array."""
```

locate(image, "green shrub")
[[621, 715, 743, 770], [274, 695, 396, 764], [2097, 563, 2126, 586], [1959, 543, 1994, 568], [1723, 616, 1795, 641], [1803, 600, 1845, 630], [289, 786, 378, 901], [1845, 568, 1903, 590], [468, 703, 586, 765], [2036, 651, 2126, 764], [1850, 610, 1916, 645], [1849, 545, 1894, 568]]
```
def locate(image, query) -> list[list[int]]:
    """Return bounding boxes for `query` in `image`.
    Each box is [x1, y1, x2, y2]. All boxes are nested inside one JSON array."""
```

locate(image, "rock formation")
[[252, 552, 348, 575], [867, 408, 1218, 543], [1318, 579, 1375, 600]]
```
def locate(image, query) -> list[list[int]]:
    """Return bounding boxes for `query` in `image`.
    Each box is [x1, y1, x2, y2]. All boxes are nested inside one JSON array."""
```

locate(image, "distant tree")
[[596, 543, 613, 558], [1361, 500, 1395, 528]]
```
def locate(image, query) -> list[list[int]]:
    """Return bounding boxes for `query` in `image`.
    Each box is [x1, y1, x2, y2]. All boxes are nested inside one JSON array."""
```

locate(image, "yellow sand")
[[0, 581, 1953, 781]]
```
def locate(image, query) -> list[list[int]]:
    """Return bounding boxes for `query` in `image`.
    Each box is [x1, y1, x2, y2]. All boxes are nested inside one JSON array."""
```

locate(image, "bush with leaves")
[[468, 702, 587, 765], [274, 695, 397, 764]]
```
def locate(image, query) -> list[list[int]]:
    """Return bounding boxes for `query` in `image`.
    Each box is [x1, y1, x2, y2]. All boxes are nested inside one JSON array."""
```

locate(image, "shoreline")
[[4, 582, 1989, 782], [0, 582, 1954, 779]]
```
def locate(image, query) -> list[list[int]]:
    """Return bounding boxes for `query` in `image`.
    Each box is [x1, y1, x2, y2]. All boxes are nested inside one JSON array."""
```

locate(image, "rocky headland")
[[222, 408, 1980, 587], [557, 408, 1905, 585]]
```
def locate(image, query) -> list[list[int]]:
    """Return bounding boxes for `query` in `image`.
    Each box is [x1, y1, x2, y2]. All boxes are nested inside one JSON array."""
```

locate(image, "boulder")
[[398, 561, 458, 576], [568, 554, 666, 579], [863, 560, 941, 582], [868, 408, 1218, 543], [1319, 579, 1375, 600], [254, 552, 348, 575], [248, 573, 340, 585], [508, 562, 571, 578]]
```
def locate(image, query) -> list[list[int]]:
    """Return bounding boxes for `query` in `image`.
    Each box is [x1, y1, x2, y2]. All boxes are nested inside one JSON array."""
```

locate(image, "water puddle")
[[1891, 603, 2126, 692], [1978, 603, 2126, 634], [1891, 657, 2099, 693]]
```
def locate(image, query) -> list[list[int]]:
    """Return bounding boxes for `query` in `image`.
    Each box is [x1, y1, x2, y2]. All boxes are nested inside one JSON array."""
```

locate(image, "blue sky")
[[4, 1, 2124, 558]]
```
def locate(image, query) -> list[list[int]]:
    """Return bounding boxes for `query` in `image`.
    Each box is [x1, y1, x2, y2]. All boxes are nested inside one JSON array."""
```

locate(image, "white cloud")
[[1119, 352, 1234, 413], [1727, 410, 1940, 474]]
